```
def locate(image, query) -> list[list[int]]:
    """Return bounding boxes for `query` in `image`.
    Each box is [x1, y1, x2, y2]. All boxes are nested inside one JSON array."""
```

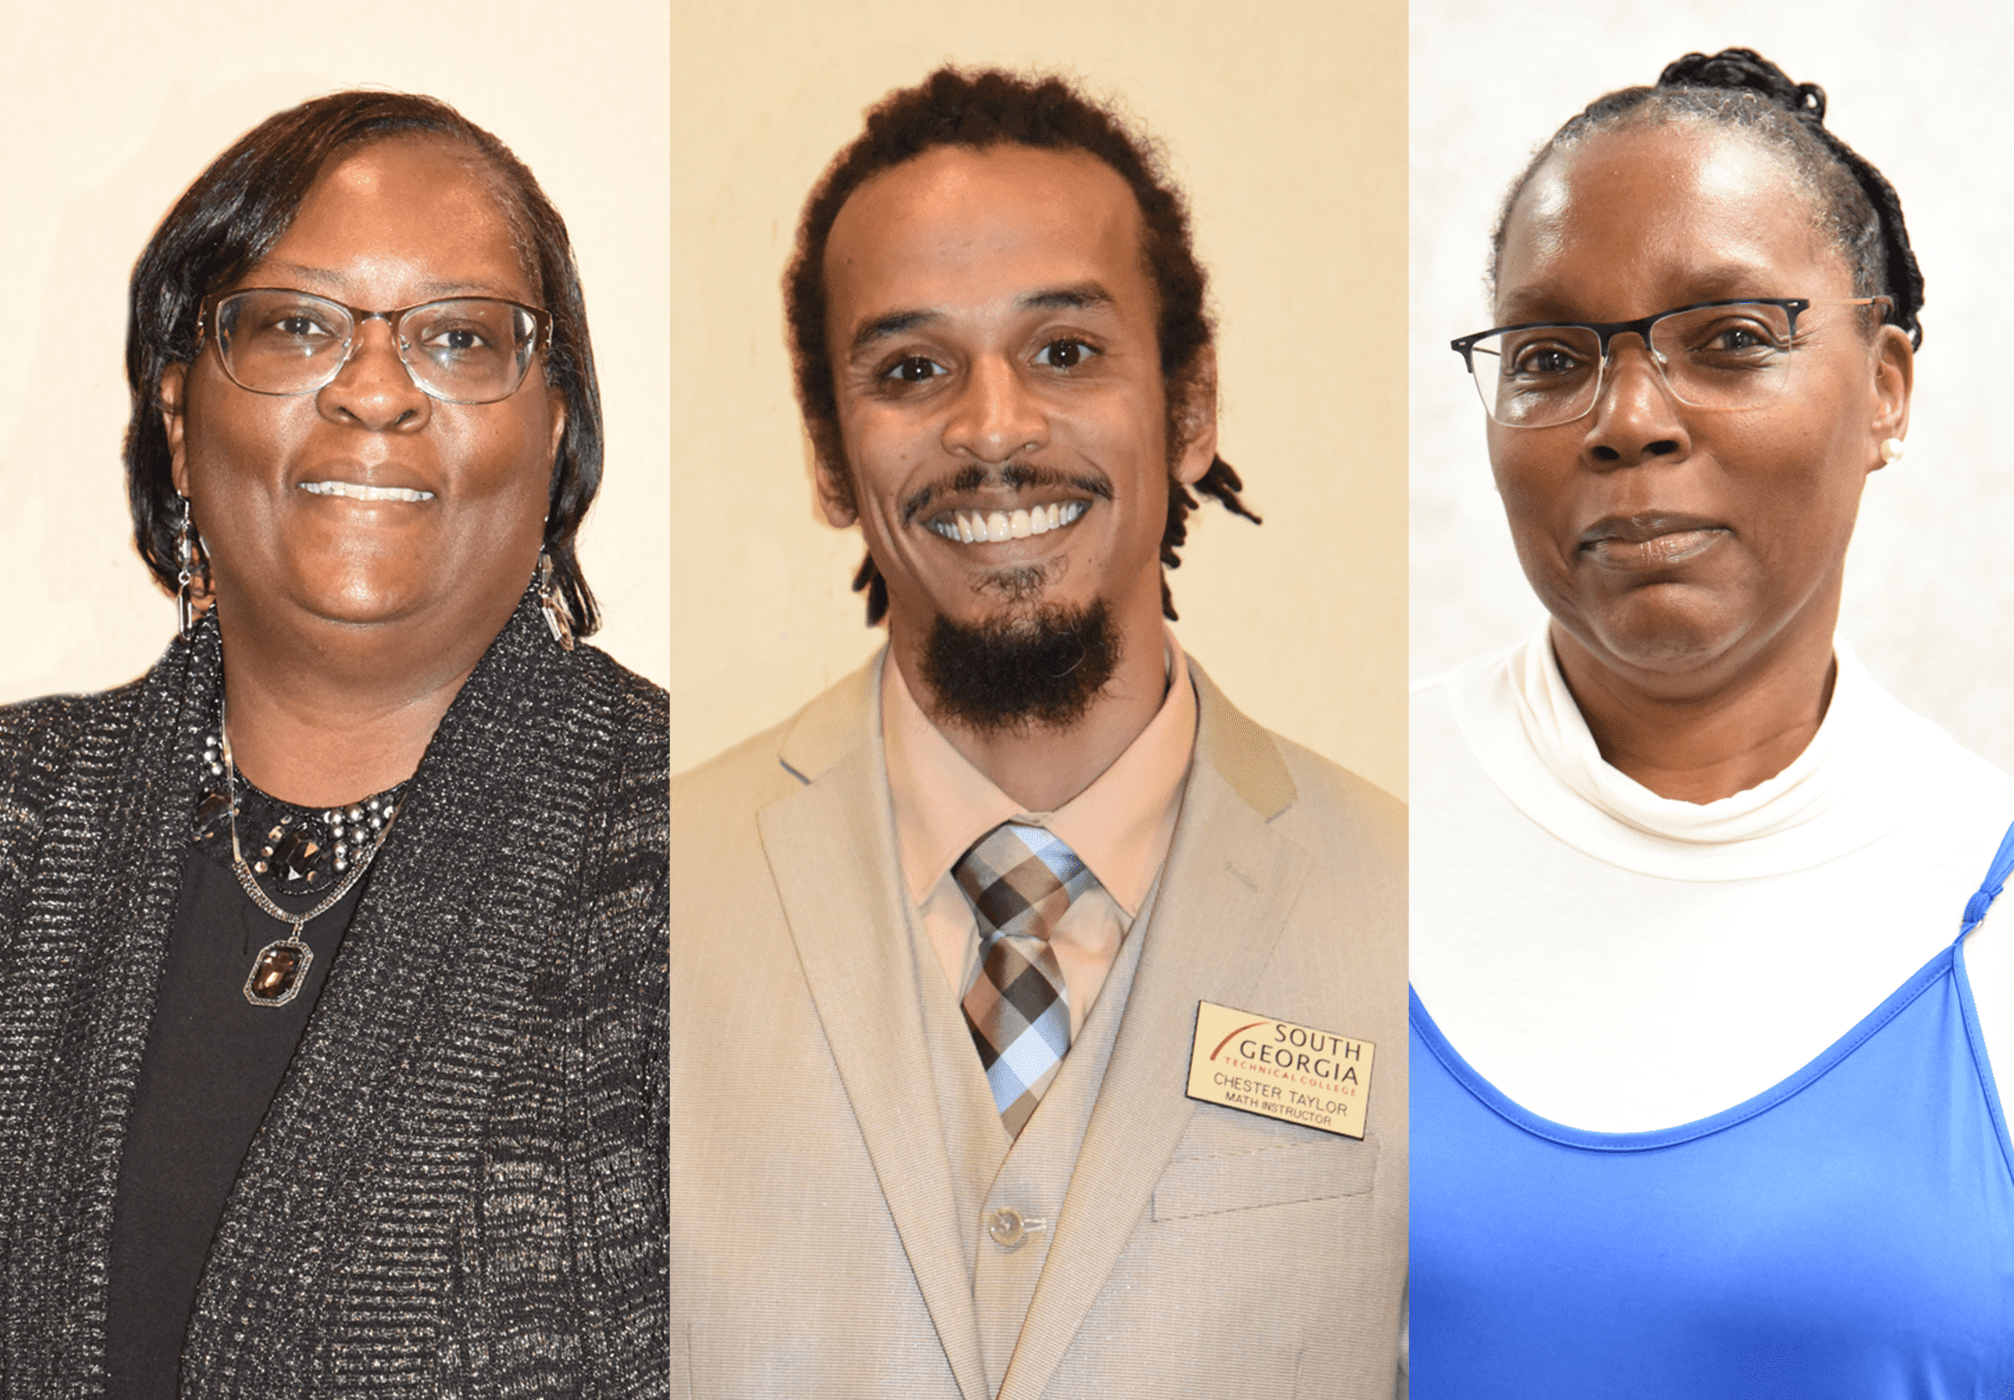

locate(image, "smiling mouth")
[[300, 481, 436, 503], [927, 500, 1088, 544]]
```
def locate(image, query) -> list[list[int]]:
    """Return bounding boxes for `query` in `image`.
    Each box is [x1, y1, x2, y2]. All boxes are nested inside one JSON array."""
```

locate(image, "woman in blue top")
[[1411, 48, 2014, 1393]]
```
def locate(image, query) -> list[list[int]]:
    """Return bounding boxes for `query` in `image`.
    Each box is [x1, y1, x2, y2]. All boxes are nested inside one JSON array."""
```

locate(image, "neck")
[[891, 600, 1168, 813], [213, 595, 515, 808], [1551, 608, 1839, 805]]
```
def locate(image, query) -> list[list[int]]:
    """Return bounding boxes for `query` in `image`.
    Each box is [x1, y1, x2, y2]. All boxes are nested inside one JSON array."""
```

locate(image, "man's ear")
[[161, 362, 190, 497], [1171, 346, 1219, 486], [814, 444, 858, 528]]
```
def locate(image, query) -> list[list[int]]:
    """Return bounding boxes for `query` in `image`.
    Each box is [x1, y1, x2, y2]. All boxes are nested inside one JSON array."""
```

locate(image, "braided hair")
[[1490, 48, 1923, 349], [788, 67, 1259, 626]]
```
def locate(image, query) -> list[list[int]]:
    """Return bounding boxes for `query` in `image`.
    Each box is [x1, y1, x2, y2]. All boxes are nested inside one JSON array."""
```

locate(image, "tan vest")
[[907, 882, 1159, 1396]]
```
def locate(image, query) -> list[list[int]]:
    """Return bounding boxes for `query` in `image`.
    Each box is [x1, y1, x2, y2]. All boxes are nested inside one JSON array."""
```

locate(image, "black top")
[[105, 775, 391, 1397]]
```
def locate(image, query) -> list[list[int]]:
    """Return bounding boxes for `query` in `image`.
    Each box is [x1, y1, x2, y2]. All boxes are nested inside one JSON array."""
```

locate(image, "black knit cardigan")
[[0, 592, 668, 1397]]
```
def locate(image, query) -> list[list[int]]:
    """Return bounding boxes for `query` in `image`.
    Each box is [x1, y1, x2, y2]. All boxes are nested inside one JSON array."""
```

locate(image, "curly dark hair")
[[125, 90, 604, 635], [784, 66, 1259, 625], [1491, 48, 1923, 350]]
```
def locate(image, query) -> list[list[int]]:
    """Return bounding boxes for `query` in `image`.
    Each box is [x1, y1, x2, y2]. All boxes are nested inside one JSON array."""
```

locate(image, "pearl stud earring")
[[1880, 437, 1906, 464]]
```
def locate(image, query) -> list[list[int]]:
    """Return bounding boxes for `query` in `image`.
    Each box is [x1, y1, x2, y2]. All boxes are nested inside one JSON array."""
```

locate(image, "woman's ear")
[[1867, 322, 1913, 473], [160, 362, 190, 496], [546, 386, 568, 474]]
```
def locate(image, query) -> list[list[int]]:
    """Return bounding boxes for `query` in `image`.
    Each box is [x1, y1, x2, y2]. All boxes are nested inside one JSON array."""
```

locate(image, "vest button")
[[987, 1207, 1026, 1248]]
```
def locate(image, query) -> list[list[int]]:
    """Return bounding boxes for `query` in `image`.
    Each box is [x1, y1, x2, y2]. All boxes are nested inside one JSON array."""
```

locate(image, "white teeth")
[[301, 481, 434, 502], [929, 500, 1088, 544]]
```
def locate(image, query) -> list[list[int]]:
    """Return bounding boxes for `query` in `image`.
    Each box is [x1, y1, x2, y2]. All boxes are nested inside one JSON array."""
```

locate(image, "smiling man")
[[670, 69, 1405, 1399]]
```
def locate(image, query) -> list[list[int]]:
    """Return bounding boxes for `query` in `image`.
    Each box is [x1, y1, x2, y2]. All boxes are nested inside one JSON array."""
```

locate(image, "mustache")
[[898, 461, 1114, 528]]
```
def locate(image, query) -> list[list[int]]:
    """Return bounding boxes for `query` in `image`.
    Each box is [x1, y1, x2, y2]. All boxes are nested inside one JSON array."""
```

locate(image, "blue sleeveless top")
[[1411, 830, 2014, 1395]]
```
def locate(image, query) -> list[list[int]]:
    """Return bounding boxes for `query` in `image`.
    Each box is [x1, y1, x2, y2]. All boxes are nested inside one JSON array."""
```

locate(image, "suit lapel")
[[759, 656, 991, 1400], [1000, 667, 1309, 1400]]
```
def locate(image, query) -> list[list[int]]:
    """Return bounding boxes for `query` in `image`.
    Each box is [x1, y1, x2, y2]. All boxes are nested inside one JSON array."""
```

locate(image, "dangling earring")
[[1880, 437, 1907, 464], [537, 550, 575, 651], [176, 496, 201, 641]]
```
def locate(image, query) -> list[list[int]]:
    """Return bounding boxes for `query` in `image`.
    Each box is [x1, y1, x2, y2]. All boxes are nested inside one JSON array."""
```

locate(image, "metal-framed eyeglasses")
[[195, 287, 555, 406], [1450, 296, 1893, 429]]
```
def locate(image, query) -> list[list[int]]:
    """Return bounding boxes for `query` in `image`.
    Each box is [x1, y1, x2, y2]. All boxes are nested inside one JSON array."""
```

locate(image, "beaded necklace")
[[192, 721, 406, 1006]]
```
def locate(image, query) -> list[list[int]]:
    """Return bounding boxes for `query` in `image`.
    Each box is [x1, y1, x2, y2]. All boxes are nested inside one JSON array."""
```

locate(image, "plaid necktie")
[[955, 822, 1098, 1138]]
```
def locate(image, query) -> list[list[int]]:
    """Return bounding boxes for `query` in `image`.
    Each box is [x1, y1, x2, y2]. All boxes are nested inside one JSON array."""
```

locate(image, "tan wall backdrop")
[[671, 0, 1407, 800], [0, 1, 670, 701]]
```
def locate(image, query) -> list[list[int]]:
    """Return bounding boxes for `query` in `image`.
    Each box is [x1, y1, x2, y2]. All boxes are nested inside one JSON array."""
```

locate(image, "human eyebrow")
[[411, 279, 509, 299], [1492, 281, 1589, 325], [1498, 265, 1784, 325], [849, 309, 942, 356], [248, 262, 346, 292], [1018, 283, 1115, 313], [250, 262, 510, 301], [846, 285, 1117, 360]]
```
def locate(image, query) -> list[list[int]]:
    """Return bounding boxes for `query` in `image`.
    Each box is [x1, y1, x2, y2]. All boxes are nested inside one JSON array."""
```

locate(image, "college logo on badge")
[[1185, 1001, 1374, 1139]]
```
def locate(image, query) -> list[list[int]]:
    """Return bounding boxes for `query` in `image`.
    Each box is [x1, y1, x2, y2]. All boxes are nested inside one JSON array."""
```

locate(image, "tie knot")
[[953, 822, 1096, 942]]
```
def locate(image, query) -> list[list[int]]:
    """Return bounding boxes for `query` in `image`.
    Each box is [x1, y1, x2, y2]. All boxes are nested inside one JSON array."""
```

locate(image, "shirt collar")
[[882, 629, 1198, 914]]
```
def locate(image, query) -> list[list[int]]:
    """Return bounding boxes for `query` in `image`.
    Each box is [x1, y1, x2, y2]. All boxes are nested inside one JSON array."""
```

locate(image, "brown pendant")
[[244, 936, 312, 1007]]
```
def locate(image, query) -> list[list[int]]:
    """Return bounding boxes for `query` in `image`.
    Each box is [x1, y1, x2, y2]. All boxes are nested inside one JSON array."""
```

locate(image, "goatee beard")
[[918, 599, 1121, 736]]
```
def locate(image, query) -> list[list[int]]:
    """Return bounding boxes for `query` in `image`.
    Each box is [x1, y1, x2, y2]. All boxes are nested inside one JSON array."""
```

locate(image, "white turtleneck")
[[1410, 628, 2014, 1132]]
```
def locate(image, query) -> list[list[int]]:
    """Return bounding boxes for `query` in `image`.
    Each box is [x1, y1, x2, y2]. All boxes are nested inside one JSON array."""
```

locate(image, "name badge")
[[1185, 1001, 1373, 1139]]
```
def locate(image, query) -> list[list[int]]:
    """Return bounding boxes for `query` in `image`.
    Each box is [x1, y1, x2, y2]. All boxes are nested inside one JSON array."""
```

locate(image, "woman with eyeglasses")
[[0, 94, 667, 1395], [1410, 49, 2014, 1393]]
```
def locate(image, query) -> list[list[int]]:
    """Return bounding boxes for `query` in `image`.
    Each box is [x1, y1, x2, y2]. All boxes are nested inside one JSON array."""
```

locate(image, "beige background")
[[671, 0, 1408, 800], [1412, 0, 2014, 775], [0, 1, 670, 700]]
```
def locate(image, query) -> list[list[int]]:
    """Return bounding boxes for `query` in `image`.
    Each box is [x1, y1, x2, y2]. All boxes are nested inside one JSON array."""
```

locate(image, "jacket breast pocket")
[[1151, 1126, 1381, 1222]]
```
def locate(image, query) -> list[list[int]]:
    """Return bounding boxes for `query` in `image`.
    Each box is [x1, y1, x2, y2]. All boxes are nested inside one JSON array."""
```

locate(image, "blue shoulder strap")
[[1960, 817, 2014, 939]]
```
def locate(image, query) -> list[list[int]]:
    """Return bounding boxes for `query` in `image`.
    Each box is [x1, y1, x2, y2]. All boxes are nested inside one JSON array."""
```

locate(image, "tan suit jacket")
[[670, 653, 1405, 1398]]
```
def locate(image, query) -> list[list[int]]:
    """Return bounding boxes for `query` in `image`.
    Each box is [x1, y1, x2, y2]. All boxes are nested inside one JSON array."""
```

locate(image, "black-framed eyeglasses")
[[1450, 296, 1892, 429], [196, 288, 555, 405]]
